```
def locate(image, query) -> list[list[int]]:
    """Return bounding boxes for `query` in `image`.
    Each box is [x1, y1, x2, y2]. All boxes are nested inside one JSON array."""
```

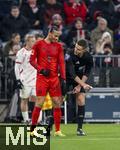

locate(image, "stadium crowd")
[[0, 0, 120, 98]]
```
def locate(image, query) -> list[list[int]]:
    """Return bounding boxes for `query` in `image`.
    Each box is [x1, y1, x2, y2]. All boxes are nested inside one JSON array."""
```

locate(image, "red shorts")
[[36, 75, 62, 97]]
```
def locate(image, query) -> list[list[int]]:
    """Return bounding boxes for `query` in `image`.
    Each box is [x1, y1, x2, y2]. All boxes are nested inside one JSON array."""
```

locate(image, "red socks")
[[31, 106, 62, 132], [53, 108, 62, 132], [32, 106, 41, 125]]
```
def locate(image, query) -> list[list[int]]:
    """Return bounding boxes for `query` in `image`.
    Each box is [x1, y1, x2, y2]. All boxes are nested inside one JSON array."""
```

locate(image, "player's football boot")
[[77, 128, 86, 136], [30, 128, 40, 138], [54, 131, 66, 137]]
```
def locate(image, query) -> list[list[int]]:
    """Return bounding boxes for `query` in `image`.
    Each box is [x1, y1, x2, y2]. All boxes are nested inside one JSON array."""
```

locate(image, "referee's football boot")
[[77, 128, 86, 136]]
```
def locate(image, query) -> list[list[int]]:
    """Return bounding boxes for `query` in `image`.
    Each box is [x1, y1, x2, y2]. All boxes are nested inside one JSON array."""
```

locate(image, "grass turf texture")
[[51, 124, 120, 150]]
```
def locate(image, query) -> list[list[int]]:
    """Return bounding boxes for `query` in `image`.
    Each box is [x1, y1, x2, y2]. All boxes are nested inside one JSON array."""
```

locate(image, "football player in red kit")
[[30, 26, 66, 137]]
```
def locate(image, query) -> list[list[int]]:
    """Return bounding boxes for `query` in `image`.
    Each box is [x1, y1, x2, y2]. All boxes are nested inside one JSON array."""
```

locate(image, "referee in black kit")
[[65, 39, 93, 136]]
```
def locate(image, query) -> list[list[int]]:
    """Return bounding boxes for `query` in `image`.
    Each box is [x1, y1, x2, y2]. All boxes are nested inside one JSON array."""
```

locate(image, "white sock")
[[22, 111, 29, 122]]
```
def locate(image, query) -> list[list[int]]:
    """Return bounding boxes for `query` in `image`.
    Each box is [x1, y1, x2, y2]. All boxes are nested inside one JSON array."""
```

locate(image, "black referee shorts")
[[66, 79, 85, 93]]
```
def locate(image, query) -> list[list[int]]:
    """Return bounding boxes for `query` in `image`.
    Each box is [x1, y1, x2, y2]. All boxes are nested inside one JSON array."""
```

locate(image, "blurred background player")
[[30, 26, 66, 137], [66, 39, 93, 136], [15, 34, 36, 123]]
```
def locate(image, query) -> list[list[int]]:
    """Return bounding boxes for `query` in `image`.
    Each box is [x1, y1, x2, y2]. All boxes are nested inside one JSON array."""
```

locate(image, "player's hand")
[[61, 79, 66, 96], [73, 85, 81, 93], [16, 79, 23, 89], [83, 83, 92, 92], [39, 69, 50, 77]]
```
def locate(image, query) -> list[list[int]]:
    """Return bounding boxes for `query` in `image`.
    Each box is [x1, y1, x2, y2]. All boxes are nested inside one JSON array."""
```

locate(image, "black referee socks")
[[77, 105, 85, 129]]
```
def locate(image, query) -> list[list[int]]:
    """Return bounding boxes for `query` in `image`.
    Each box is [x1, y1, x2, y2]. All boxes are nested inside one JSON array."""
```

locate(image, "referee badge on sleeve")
[[65, 54, 70, 61]]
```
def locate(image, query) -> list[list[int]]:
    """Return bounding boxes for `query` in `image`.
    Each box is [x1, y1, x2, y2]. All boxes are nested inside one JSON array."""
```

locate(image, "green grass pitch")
[[51, 124, 120, 150]]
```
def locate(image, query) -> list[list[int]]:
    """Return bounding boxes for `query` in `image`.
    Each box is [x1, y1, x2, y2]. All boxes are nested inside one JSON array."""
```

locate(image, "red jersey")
[[30, 40, 66, 80], [64, 2, 87, 24]]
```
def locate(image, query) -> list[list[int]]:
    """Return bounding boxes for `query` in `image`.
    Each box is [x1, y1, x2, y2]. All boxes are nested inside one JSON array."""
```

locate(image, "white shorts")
[[20, 86, 36, 99]]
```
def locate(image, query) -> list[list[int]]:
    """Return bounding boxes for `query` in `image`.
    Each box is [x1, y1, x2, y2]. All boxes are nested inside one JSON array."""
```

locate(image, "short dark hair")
[[35, 33, 44, 39], [77, 39, 88, 49], [11, 5, 19, 11], [49, 25, 59, 33]]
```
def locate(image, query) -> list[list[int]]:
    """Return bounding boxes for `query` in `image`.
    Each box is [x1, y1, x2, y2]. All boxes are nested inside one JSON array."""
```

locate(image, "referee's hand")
[[83, 84, 93, 92], [73, 85, 81, 93]]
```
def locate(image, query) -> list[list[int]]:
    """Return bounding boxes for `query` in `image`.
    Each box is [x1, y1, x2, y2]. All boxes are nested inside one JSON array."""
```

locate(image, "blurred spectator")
[[0, 0, 19, 38], [43, 14, 68, 41], [114, 24, 120, 54], [95, 41, 113, 82], [91, 18, 113, 52], [95, 32, 112, 54], [89, 0, 115, 30], [43, 14, 62, 35], [0, 0, 13, 20], [113, 0, 120, 5], [86, 10, 103, 31], [3, 42, 21, 98], [84, 0, 96, 6], [8, 44, 21, 61], [113, 2, 120, 30], [41, 0, 64, 26], [65, 17, 90, 48], [103, 44, 113, 66], [1, 5, 29, 41], [103, 44, 112, 66], [21, 0, 43, 29], [63, 0, 87, 25], [3, 33, 21, 56]]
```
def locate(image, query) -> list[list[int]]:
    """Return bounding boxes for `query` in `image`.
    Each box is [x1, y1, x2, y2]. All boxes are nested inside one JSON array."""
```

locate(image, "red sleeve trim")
[[16, 61, 22, 64]]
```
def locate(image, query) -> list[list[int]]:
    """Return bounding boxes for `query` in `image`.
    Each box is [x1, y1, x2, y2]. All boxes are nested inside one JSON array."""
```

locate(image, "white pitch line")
[[51, 138, 120, 141]]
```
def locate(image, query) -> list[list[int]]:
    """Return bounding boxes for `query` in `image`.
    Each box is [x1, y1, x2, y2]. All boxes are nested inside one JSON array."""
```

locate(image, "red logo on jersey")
[[31, 49, 34, 55]]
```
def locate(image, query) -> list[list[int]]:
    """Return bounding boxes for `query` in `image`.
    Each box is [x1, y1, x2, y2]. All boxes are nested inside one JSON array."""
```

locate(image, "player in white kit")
[[15, 34, 36, 123]]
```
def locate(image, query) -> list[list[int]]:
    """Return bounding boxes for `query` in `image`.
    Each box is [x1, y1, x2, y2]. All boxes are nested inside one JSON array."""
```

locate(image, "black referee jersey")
[[65, 50, 93, 82]]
